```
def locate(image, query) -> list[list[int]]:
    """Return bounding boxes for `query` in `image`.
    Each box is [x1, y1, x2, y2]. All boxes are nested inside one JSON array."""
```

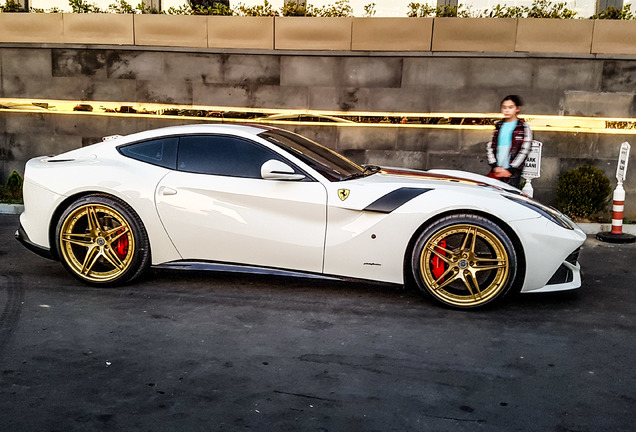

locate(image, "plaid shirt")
[[487, 119, 532, 170]]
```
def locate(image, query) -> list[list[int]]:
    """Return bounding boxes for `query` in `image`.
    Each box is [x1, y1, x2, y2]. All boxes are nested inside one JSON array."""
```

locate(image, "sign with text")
[[522, 140, 542, 179], [616, 142, 630, 182]]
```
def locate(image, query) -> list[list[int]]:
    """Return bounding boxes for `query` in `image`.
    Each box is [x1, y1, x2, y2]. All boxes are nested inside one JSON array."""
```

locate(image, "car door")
[[155, 134, 328, 273]]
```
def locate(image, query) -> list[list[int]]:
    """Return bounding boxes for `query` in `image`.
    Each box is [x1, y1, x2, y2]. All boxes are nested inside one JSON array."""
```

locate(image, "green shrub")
[[235, 0, 277, 16], [407, 2, 471, 17], [591, 4, 634, 19], [555, 165, 611, 219], [0, 171, 24, 204], [1, 0, 24, 12], [69, 0, 103, 13]]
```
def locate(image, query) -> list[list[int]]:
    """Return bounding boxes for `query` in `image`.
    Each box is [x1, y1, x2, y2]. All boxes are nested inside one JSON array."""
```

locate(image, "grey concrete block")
[[342, 57, 402, 88], [249, 85, 308, 110], [601, 60, 636, 92], [282, 124, 340, 150], [532, 59, 602, 92], [595, 134, 633, 159], [281, 56, 341, 87], [145, 117, 203, 130], [532, 156, 560, 184], [365, 149, 427, 170], [52, 49, 108, 78], [521, 90, 563, 116], [558, 158, 612, 179], [4, 133, 82, 161], [460, 154, 490, 175], [2, 76, 92, 100], [402, 57, 470, 88], [562, 91, 635, 117], [53, 112, 112, 136], [364, 87, 431, 113], [308, 87, 371, 112], [541, 132, 599, 159], [341, 148, 366, 165], [460, 129, 494, 154], [5, 111, 53, 135], [1, 48, 51, 77], [428, 88, 503, 114], [427, 152, 462, 170], [224, 54, 280, 85], [164, 53, 223, 84], [397, 128, 429, 152], [192, 83, 250, 107], [419, 129, 462, 153], [107, 51, 165, 80], [533, 187, 557, 206], [337, 126, 397, 151], [136, 80, 193, 105], [83, 79, 137, 102], [469, 58, 533, 89]]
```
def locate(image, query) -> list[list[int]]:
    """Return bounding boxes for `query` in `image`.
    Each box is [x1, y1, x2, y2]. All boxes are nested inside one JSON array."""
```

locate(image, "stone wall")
[[1, 44, 635, 216]]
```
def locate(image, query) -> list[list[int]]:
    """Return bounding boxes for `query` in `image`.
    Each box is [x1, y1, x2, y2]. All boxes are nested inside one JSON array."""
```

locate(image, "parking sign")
[[616, 142, 630, 182], [522, 141, 542, 179]]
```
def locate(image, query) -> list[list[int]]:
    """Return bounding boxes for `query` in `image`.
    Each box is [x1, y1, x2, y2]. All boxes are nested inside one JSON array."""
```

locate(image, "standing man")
[[487, 95, 532, 188]]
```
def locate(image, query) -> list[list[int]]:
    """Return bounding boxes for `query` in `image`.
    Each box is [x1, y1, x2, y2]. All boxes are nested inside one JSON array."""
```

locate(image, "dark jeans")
[[490, 167, 523, 189]]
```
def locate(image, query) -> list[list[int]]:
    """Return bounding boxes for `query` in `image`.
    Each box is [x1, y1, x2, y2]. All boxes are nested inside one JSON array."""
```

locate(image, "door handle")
[[161, 187, 177, 196]]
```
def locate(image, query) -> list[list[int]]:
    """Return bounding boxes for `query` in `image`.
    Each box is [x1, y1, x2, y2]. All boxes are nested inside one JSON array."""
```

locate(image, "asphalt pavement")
[[0, 213, 634, 432]]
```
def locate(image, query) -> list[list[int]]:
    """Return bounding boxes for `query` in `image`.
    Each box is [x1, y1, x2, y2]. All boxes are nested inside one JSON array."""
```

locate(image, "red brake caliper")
[[115, 229, 129, 259], [431, 239, 446, 280]]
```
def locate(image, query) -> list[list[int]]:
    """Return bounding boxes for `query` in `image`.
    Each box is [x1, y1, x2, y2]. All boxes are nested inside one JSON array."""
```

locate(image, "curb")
[[1, 203, 635, 235], [0, 203, 24, 215], [578, 222, 636, 235]]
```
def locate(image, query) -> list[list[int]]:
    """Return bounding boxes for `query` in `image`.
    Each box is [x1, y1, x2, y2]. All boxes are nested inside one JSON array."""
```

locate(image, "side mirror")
[[261, 159, 305, 181]]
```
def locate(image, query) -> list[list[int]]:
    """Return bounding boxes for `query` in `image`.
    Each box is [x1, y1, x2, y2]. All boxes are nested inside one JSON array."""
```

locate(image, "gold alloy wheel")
[[59, 204, 135, 283], [419, 224, 510, 307]]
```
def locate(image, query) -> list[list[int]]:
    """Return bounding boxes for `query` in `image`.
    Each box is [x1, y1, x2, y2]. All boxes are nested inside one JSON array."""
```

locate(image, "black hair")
[[501, 94, 523, 107]]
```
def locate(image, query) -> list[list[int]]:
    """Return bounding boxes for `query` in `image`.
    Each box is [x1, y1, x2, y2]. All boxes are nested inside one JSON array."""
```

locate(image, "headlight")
[[504, 195, 574, 230]]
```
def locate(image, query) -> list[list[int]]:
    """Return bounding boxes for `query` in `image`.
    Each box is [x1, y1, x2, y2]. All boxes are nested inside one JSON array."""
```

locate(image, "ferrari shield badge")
[[338, 189, 350, 201]]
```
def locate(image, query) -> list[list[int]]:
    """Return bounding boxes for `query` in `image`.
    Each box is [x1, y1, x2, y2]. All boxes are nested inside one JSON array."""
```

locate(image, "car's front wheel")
[[55, 195, 150, 286], [411, 214, 517, 309]]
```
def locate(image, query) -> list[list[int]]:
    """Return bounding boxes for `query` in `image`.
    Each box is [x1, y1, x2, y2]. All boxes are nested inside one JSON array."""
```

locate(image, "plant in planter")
[[189, 0, 232, 15], [555, 165, 612, 221], [69, 0, 103, 13], [591, 4, 635, 19], [407, 2, 471, 17], [1, 0, 25, 11], [235, 0, 278, 16], [0, 171, 23, 204]]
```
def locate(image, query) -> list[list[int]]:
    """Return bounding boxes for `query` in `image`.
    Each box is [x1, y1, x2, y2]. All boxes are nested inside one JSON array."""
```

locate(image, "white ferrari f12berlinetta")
[[16, 124, 586, 309]]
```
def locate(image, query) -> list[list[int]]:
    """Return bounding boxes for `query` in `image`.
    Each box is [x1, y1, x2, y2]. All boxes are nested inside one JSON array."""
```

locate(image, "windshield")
[[259, 129, 366, 182]]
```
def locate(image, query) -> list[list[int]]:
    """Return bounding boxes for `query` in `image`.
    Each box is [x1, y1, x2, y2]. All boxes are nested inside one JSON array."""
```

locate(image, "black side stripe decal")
[[364, 187, 433, 213]]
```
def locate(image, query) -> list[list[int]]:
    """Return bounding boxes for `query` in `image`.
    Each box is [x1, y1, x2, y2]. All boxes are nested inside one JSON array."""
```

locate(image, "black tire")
[[55, 194, 150, 286], [411, 214, 517, 309]]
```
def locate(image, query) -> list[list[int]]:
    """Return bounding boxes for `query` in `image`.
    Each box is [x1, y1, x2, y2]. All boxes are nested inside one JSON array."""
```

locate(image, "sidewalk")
[[3, 203, 635, 235]]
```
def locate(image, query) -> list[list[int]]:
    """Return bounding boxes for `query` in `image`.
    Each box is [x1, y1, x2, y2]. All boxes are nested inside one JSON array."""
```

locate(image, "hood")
[[381, 167, 522, 194]]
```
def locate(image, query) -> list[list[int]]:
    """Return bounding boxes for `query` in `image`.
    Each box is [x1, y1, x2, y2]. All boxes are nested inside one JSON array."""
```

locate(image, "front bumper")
[[528, 248, 582, 294]]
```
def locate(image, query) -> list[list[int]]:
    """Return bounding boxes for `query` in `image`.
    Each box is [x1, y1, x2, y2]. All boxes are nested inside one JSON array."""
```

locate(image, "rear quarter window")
[[118, 137, 178, 170]]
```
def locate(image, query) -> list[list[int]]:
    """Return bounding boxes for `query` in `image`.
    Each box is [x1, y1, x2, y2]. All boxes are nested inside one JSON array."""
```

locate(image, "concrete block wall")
[[4, 46, 632, 118], [1, 45, 635, 217]]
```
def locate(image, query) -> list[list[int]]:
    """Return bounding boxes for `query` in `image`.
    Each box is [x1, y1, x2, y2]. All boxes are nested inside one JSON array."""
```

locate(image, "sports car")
[[16, 124, 586, 309]]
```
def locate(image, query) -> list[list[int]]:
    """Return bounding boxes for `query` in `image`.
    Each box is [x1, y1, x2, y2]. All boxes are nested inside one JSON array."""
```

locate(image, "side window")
[[118, 137, 178, 170], [177, 135, 294, 179]]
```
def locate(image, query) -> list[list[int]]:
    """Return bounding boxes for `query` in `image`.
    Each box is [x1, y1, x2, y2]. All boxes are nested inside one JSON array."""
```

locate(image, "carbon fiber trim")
[[363, 187, 432, 214]]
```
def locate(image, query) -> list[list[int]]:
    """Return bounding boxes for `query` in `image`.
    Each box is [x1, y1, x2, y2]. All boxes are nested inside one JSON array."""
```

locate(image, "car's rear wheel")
[[411, 214, 517, 309], [56, 195, 150, 286]]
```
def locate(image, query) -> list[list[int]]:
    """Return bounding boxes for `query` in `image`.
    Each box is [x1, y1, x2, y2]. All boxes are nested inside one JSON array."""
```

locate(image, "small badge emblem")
[[338, 189, 350, 201]]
